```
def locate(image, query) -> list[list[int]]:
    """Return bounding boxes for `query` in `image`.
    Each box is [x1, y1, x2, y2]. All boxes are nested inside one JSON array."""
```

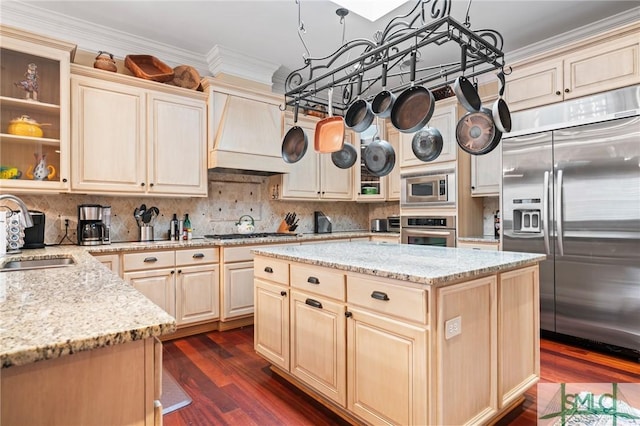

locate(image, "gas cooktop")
[[204, 232, 294, 240]]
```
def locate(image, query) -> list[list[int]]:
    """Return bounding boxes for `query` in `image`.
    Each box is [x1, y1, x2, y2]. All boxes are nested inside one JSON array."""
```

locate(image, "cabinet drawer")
[[176, 247, 219, 265], [223, 245, 253, 262], [291, 264, 345, 301], [254, 256, 289, 285], [123, 250, 174, 271], [347, 275, 428, 324], [457, 242, 499, 251]]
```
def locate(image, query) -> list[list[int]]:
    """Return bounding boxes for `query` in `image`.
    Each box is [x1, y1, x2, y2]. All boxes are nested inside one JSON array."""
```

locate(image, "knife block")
[[277, 220, 293, 233]]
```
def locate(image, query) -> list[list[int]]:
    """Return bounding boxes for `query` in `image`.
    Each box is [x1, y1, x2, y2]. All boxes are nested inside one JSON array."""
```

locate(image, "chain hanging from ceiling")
[[284, 0, 505, 113]]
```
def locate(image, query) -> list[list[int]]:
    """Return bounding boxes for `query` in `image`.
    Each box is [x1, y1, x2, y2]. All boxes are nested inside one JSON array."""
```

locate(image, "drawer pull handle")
[[280, 291, 287, 297], [307, 276, 320, 284], [305, 298, 323, 309], [143, 257, 158, 263], [371, 291, 390, 301], [264, 266, 274, 273], [192, 253, 205, 259]]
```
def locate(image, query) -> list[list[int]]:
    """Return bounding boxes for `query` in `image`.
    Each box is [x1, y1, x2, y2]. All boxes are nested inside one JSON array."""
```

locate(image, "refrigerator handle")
[[543, 171, 551, 255], [556, 169, 564, 256]]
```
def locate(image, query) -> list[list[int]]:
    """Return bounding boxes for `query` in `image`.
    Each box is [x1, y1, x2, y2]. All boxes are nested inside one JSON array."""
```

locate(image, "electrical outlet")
[[59, 216, 73, 231], [445, 316, 462, 340]]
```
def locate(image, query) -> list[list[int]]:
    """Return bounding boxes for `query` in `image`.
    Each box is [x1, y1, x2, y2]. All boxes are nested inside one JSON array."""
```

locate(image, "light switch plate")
[[445, 316, 462, 340]]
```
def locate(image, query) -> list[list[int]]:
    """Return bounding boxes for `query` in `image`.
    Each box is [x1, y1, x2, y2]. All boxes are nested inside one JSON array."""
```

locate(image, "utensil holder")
[[139, 225, 154, 242]]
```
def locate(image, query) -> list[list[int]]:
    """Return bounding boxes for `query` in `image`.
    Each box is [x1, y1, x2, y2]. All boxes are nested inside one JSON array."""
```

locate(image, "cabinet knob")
[[345, 311, 353, 318], [556, 91, 561, 96], [141, 182, 146, 187], [150, 183, 154, 187], [171, 270, 175, 274], [280, 290, 287, 297], [471, 186, 475, 190], [317, 191, 321, 195], [177, 269, 182, 274], [564, 88, 570, 93], [62, 178, 68, 183]]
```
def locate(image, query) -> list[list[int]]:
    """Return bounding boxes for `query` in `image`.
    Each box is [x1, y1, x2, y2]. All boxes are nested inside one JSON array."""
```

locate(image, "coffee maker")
[[77, 204, 110, 246]]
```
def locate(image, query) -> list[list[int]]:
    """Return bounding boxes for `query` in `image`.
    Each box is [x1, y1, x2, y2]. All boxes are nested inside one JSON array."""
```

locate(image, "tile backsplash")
[[12, 172, 399, 245]]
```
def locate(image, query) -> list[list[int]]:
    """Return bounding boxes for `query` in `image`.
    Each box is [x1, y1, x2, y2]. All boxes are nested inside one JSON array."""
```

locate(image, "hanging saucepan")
[[345, 73, 375, 133], [314, 87, 345, 153], [411, 127, 443, 162], [492, 71, 512, 133], [371, 62, 395, 118], [453, 45, 481, 112], [390, 50, 435, 133], [363, 119, 396, 177], [455, 107, 502, 155], [282, 99, 308, 164], [331, 142, 358, 169]]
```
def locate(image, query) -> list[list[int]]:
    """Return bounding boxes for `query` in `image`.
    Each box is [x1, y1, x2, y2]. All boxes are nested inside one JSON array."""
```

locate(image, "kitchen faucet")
[[0, 194, 34, 227]]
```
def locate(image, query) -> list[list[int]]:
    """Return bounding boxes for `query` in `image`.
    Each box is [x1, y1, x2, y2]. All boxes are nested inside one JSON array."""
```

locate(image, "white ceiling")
[[3, 0, 639, 88]]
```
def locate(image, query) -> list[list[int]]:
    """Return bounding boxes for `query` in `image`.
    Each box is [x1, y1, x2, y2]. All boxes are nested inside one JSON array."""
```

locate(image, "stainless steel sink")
[[0, 256, 76, 272]]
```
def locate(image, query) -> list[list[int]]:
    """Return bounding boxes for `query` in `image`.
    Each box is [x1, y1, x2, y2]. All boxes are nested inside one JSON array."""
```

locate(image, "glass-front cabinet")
[[355, 123, 387, 201], [0, 25, 76, 193]]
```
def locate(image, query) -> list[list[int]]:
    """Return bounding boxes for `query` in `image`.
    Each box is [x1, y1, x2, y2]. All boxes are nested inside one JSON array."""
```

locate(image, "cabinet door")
[[254, 278, 289, 370], [222, 261, 255, 320], [71, 75, 146, 193], [385, 125, 401, 200], [290, 290, 346, 406], [148, 92, 207, 196], [124, 268, 175, 318], [564, 33, 640, 101], [399, 98, 457, 168], [176, 264, 219, 325], [92, 253, 121, 276], [0, 31, 73, 193], [471, 143, 501, 196], [346, 307, 428, 426], [281, 115, 320, 199], [355, 126, 386, 201], [504, 58, 564, 112], [320, 149, 353, 200]]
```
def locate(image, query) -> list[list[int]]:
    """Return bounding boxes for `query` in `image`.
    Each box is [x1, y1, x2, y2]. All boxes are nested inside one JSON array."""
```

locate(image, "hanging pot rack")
[[284, 0, 506, 114]]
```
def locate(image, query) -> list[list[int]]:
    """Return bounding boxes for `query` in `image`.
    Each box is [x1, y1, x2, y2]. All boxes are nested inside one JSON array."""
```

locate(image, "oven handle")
[[404, 230, 454, 236]]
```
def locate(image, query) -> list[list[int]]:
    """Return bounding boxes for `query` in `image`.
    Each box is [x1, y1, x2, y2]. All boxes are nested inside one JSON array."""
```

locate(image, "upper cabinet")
[[399, 97, 457, 169], [505, 26, 640, 112], [0, 25, 76, 193], [385, 124, 401, 201], [354, 123, 386, 202], [70, 66, 207, 197], [203, 77, 287, 175], [279, 113, 353, 200]]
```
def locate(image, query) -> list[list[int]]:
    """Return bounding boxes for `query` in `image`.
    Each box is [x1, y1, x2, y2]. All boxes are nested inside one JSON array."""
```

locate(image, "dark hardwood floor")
[[163, 326, 640, 426]]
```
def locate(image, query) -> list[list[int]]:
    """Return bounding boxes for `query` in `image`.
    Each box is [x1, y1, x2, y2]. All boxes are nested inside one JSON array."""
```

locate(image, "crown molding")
[[206, 45, 280, 87], [506, 6, 640, 64]]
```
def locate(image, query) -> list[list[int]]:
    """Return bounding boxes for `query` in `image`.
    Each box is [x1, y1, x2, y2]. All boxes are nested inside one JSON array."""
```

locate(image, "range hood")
[[204, 77, 289, 175]]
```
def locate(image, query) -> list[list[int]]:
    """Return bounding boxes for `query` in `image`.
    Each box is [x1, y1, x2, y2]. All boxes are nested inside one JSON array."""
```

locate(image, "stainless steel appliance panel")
[[401, 169, 456, 208], [401, 215, 456, 247]]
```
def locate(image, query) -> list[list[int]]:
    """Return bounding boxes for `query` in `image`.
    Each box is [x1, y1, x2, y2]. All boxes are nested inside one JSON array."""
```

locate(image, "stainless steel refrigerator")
[[502, 85, 640, 353]]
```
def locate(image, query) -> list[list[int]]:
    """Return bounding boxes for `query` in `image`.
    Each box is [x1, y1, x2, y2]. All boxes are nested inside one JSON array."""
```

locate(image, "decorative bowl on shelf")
[[124, 55, 174, 82], [7, 115, 45, 138]]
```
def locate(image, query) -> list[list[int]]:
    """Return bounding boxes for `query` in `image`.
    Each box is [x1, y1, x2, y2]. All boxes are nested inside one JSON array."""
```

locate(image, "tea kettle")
[[93, 51, 117, 72], [235, 215, 255, 234]]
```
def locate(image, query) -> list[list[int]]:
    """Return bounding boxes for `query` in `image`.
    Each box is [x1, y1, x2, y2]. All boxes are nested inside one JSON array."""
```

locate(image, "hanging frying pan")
[[390, 50, 435, 133], [371, 62, 395, 118], [282, 99, 308, 164], [455, 107, 502, 155], [331, 142, 357, 169], [363, 138, 395, 177], [411, 127, 443, 162], [314, 87, 345, 153], [345, 73, 375, 132], [453, 45, 481, 112], [492, 71, 512, 133]]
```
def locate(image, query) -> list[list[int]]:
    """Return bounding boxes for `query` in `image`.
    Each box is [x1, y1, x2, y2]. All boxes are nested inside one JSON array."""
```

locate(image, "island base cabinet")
[[254, 278, 289, 371], [124, 268, 176, 318], [346, 307, 428, 426], [1, 338, 159, 426], [290, 290, 346, 407]]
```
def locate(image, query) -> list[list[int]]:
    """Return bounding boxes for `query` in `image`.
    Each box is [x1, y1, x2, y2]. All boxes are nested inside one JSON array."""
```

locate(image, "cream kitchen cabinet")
[[505, 30, 640, 112], [354, 124, 386, 201], [0, 25, 75, 194], [471, 141, 501, 196], [280, 114, 353, 200], [70, 66, 207, 197], [385, 124, 401, 201], [457, 240, 499, 251], [92, 253, 121, 276], [399, 97, 457, 169], [123, 247, 219, 327]]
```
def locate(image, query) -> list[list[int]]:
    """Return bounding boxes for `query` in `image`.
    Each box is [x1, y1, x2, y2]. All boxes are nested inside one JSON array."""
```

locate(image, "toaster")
[[314, 211, 332, 234]]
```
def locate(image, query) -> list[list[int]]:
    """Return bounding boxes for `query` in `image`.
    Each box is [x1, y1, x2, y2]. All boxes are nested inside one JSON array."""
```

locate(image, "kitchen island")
[[0, 246, 176, 426], [252, 242, 545, 426]]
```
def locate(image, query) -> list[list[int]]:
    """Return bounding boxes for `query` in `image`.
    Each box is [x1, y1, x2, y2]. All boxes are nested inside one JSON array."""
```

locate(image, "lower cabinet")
[[123, 247, 219, 327]]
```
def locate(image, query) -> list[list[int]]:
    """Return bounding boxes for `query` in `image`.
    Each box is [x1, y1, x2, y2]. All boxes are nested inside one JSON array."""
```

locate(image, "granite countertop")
[[252, 241, 545, 287], [458, 236, 500, 243], [0, 246, 176, 369]]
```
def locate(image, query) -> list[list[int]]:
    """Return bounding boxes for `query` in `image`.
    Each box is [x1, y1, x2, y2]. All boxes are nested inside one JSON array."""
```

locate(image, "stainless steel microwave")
[[401, 170, 455, 207]]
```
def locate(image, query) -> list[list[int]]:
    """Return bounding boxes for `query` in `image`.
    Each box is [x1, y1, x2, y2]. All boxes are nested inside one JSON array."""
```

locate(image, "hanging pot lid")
[[282, 100, 308, 164], [455, 107, 501, 155], [411, 127, 443, 162], [363, 138, 395, 177], [331, 142, 357, 169]]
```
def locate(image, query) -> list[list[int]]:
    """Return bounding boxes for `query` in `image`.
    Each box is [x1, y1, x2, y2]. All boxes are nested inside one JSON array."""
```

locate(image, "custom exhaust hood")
[[203, 77, 289, 176]]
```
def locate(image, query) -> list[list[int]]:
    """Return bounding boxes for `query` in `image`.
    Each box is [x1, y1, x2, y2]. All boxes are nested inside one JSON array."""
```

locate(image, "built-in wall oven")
[[401, 169, 456, 208], [401, 215, 456, 247]]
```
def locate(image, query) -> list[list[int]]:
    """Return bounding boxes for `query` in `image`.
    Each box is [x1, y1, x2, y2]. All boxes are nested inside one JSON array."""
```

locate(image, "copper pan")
[[314, 87, 345, 153]]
